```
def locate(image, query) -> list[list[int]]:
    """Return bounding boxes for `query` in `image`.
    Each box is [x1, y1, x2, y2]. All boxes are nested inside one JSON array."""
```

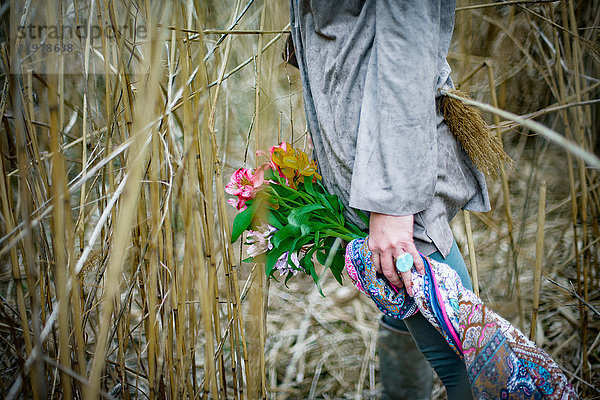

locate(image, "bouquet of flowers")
[[226, 142, 367, 293]]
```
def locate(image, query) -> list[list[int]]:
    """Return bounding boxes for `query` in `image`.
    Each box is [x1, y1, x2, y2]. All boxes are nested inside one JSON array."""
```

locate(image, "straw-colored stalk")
[[84, 16, 164, 399], [180, 5, 221, 396], [530, 181, 546, 343], [1, 0, 288, 397], [2, 1, 597, 398], [46, 2, 72, 398], [0, 78, 36, 395], [463, 210, 480, 296], [185, 8, 230, 393], [9, 43, 46, 400], [552, 14, 589, 385], [486, 64, 524, 330], [565, 1, 592, 384], [201, 2, 253, 395], [247, 3, 269, 399], [202, 1, 257, 398]]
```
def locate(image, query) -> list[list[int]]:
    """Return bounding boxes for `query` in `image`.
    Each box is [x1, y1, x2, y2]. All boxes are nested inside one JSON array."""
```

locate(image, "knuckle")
[[368, 241, 382, 253], [385, 272, 400, 283], [382, 268, 395, 279], [370, 238, 394, 253], [391, 240, 411, 253], [390, 244, 403, 254]]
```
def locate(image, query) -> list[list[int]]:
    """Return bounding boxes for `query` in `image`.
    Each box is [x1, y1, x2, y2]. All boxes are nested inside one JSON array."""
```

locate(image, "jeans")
[[381, 240, 474, 400]]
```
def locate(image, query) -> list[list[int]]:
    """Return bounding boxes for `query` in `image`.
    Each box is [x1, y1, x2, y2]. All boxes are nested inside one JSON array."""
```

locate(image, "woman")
[[289, 1, 490, 398]]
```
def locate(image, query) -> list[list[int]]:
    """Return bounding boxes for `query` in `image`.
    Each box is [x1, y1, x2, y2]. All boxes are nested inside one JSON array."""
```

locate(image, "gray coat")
[[289, 0, 490, 257]]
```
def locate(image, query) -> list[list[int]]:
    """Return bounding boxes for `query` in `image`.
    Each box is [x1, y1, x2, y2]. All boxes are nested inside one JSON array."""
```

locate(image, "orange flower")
[[269, 141, 321, 186], [272, 147, 297, 179], [295, 150, 322, 181]]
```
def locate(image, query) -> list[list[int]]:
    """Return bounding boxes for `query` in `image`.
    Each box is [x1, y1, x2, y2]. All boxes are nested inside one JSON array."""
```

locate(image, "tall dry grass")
[[452, 3, 600, 397], [0, 0, 597, 399], [0, 1, 296, 398]]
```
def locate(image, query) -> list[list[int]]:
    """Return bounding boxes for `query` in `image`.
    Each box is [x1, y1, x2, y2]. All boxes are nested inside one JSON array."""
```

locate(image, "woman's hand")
[[368, 212, 425, 296]]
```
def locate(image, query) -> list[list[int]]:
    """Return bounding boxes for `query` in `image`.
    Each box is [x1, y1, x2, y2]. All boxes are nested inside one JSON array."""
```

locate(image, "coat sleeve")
[[349, 0, 453, 216]]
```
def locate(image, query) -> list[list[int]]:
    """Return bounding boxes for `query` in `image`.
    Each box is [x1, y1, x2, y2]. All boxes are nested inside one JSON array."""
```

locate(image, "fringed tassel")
[[439, 88, 513, 177]]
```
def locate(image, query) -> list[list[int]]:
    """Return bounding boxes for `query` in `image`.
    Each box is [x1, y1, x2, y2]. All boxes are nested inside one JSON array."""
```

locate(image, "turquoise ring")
[[395, 253, 414, 273]]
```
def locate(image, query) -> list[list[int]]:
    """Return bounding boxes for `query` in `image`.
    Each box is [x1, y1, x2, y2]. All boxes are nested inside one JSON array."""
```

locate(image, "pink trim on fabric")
[[463, 348, 476, 357], [468, 304, 481, 325], [426, 255, 463, 353], [344, 250, 365, 293], [478, 324, 497, 348]]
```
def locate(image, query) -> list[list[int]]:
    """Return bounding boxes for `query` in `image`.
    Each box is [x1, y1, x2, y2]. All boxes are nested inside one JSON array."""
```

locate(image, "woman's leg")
[[403, 240, 474, 400], [378, 317, 433, 400], [404, 311, 472, 399]]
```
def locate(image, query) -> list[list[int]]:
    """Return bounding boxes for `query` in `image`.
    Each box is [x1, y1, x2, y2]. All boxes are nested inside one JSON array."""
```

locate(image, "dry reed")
[[439, 88, 513, 176], [0, 0, 598, 399]]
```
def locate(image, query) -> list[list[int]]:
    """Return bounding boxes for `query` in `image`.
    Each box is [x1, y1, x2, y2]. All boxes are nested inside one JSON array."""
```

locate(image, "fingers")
[[380, 252, 402, 287], [399, 270, 413, 297], [367, 213, 424, 296], [406, 243, 425, 276], [369, 245, 404, 289], [371, 251, 382, 273], [368, 244, 418, 295]]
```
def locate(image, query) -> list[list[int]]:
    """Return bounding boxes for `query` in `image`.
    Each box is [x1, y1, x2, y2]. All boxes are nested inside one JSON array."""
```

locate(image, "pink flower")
[[256, 149, 278, 173], [228, 197, 247, 211], [225, 168, 255, 197], [225, 167, 267, 210], [252, 164, 268, 188], [268, 141, 289, 158]]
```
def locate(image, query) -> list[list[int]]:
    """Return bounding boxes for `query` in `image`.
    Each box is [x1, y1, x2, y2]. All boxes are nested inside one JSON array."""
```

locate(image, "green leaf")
[[288, 203, 326, 226], [270, 182, 299, 198], [302, 177, 317, 197], [304, 256, 324, 297], [317, 238, 345, 285], [314, 179, 328, 193], [289, 213, 314, 237], [355, 209, 370, 227], [315, 249, 328, 265], [243, 254, 266, 264], [325, 194, 341, 213], [271, 223, 300, 248], [290, 234, 314, 255], [346, 220, 368, 238], [304, 178, 335, 209], [231, 200, 259, 243], [329, 250, 345, 285], [267, 210, 285, 230], [284, 271, 295, 287]]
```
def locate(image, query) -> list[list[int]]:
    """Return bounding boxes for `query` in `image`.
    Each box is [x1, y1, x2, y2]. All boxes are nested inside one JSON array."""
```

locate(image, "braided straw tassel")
[[439, 88, 513, 176]]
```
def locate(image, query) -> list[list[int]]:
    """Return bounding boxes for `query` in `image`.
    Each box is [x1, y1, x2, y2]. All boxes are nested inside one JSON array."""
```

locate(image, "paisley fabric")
[[345, 237, 578, 399], [344, 236, 419, 320]]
